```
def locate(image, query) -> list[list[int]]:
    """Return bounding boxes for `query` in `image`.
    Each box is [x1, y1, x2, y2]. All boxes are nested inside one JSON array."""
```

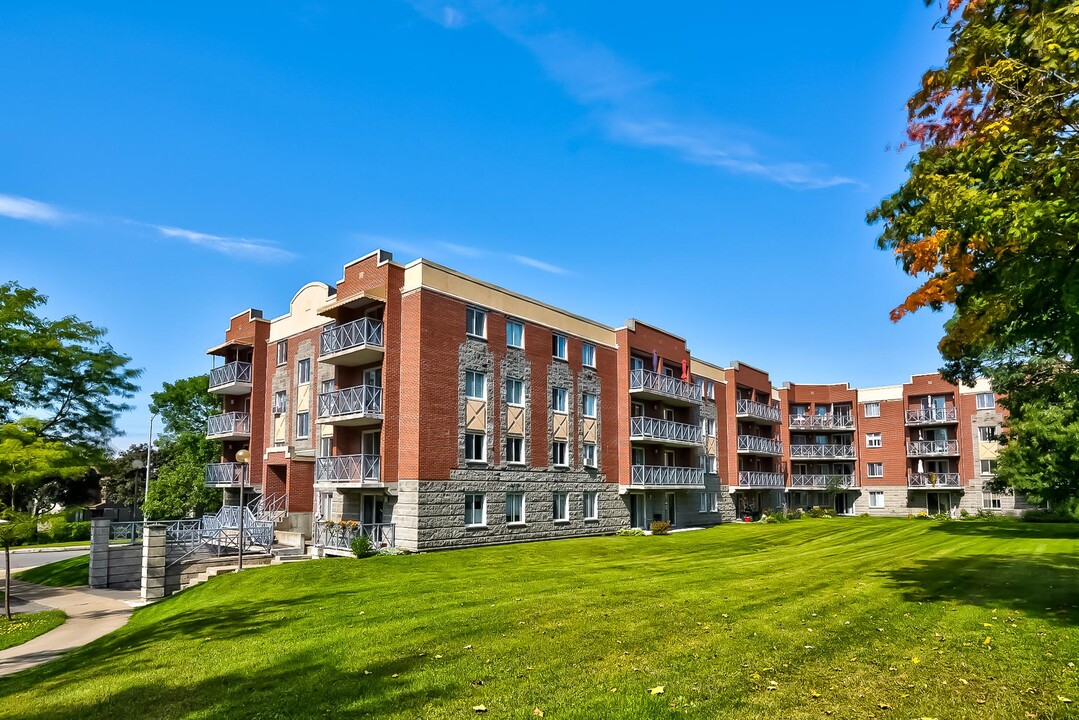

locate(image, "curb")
[[10, 546, 90, 555]]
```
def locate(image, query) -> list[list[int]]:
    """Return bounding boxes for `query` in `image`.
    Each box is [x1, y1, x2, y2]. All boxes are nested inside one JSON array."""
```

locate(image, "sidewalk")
[[0, 580, 139, 677]]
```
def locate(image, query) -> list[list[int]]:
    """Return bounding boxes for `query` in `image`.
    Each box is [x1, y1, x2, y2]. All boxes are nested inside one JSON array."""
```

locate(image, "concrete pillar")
[[88, 518, 111, 588], [141, 524, 167, 600]]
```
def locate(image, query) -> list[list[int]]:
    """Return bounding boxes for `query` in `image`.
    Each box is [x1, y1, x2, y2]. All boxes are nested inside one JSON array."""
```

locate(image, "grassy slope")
[[13, 555, 89, 587], [0, 519, 1076, 719], [0, 611, 66, 653]]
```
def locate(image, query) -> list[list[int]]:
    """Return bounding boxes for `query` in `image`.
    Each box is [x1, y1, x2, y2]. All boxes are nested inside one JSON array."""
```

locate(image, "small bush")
[[931, 512, 952, 522], [959, 509, 970, 519], [351, 535, 375, 558], [650, 520, 671, 536], [1021, 508, 1078, 523], [859, 512, 870, 518], [378, 546, 406, 556], [68, 522, 91, 541], [763, 515, 778, 524], [913, 512, 930, 520], [823, 508, 837, 518], [974, 508, 1008, 521], [615, 527, 645, 537], [762, 508, 789, 523], [788, 508, 805, 520], [807, 506, 829, 519]]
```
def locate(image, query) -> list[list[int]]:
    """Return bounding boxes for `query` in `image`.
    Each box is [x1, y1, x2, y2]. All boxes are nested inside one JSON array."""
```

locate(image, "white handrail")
[[789, 444, 856, 459], [630, 465, 705, 486], [905, 407, 958, 424], [320, 318, 384, 356], [209, 361, 252, 389], [318, 385, 383, 419], [629, 416, 703, 444], [207, 412, 251, 437], [788, 414, 854, 430], [790, 474, 857, 488], [736, 471, 785, 487], [907, 472, 961, 488], [316, 454, 381, 483], [906, 439, 959, 456], [736, 435, 783, 455], [629, 368, 702, 402]]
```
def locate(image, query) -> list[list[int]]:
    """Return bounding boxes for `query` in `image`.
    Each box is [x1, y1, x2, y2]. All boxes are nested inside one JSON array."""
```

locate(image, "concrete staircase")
[[177, 546, 313, 593]]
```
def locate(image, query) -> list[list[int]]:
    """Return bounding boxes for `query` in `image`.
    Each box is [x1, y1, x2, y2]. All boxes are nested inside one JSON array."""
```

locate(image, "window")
[[699, 492, 709, 513], [273, 391, 287, 415], [582, 343, 596, 367], [506, 320, 524, 348], [700, 455, 716, 473], [465, 493, 486, 526], [705, 380, 715, 400], [703, 418, 716, 437], [982, 492, 1002, 510], [465, 371, 486, 400], [865, 432, 882, 448], [978, 426, 998, 442], [318, 492, 332, 520], [552, 441, 568, 466], [551, 387, 568, 413], [864, 402, 880, 418], [465, 432, 486, 462], [552, 492, 569, 522], [552, 333, 567, 360], [632, 447, 645, 465], [506, 378, 524, 406], [506, 437, 524, 464], [583, 443, 596, 467], [582, 393, 597, 418], [869, 491, 885, 509], [867, 462, 884, 478], [980, 459, 997, 476], [506, 492, 525, 524], [976, 392, 996, 410], [631, 402, 644, 417], [296, 412, 310, 439], [276, 340, 287, 366], [320, 379, 335, 395], [466, 307, 487, 339], [583, 492, 598, 520], [319, 436, 333, 457], [297, 358, 311, 385]]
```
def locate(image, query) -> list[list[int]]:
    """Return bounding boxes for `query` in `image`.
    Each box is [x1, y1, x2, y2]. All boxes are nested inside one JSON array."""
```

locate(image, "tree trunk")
[[4, 542, 10, 622]]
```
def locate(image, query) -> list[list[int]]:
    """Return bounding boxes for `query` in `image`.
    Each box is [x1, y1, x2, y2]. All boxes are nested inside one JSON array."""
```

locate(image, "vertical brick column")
[[141, 524, 167, 600], [89, 518, 111, 588]]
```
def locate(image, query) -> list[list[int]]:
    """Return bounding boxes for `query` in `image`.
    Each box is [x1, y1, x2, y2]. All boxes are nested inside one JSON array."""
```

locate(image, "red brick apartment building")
[[204, 250, 1030, 553]]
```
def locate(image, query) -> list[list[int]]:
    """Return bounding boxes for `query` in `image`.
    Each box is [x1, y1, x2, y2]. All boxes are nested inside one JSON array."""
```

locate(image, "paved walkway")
[[0, 580, 140, 677]]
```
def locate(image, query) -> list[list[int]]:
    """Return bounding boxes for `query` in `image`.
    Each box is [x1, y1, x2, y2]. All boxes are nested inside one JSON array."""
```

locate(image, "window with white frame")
[[582, 393, 597, 418], [506, 320, 524, 349], [273, 391, 287, 415], [319, 436, 332, 458], [320, 379, 335, 395], [864, 402, 880, 418], [465, 432, 486, 462], [551, 387, 568, 413], [318, 492, 332, 520], [506, 492, 524, 524], [465, 371, 486, 400], [705, 380, 715, 399], [465, 493, 486, 526], [632, 447, 645, 465], [866, 432, 882, 448], [466, 307, 487, 339], [700, 491, 719, 512], [552, 333, 567, 360], [506, 436, 524, 464], [295, 412, 310, 439], [552, 441, 568, 466], [583, 443, 596, 468], [582, 343, 596, 367], [552, 492, 569, 521], [276, 340, 288, 366], [976, 392, 995, 409], [982, 491, 1002, 509], [583, 491, 598, 520], [703, 418, 716, 437], [978, 426, 998, 442], [869, 491, 885, 508], [506, 378, 524, 406], [700, 455, 716, 473], [699, 491, 709, 513], [867, 462, 884, 477], [297, 358, 311, 385], [980, 459, 997, 476]]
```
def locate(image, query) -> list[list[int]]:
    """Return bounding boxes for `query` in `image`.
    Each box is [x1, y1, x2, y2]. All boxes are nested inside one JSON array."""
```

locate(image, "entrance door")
[[926, 492, 951, 515], [834, 492, 852, 516], [362, 495, 384, 525], [666, 493, 676, 526], [630, 494, 646, 529]]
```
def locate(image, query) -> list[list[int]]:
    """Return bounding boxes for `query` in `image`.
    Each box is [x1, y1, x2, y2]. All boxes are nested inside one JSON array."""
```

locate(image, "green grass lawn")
[[0, 518, 1077, 719], [12, 555, 89, 587], [0, 610, 66, 653]]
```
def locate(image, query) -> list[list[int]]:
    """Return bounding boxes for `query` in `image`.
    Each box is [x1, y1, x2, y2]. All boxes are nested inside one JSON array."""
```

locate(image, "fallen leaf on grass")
[[1060, 696, 1073, 703], [810, 690, 821, 699], [650, 686, 665, 695], [533, 709, 544, 717], [473, 705, 487, 713], [984, 636, 993, 645]]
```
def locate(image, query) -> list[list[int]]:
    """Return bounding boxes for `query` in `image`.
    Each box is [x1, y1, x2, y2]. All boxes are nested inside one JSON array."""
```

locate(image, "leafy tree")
[[0, 510, 36, 620], [150, 375, 219, 440], [0, 419, 87, 511], [143, 452, 221, 519], [100, 443, 158, 512]]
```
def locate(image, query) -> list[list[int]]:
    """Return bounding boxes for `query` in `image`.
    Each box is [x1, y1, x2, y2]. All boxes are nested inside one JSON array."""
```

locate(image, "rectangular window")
[[465, 493, 486, 526], [704, 418, 716, 437], [505, 436, 524, 464], [864, 402, 880, 418], [705, 380, 715, 400], [982, 492, 1002, 510], [506, 320, 524, 348], [869, 491, 885, 508], [465, 371, 486, 400], [318, 492, 332, 520], [631, 402, 644, 417], [632, 447, 645, 466], [506, 378, 524, 406], [582, 343, 596, 367], [710, 492, 720, 512], [551, 387, 568, 413], [976, 392, 996, 410], [466, 307, 487, 339], [297, 358, 311, 385], [980, 459, 997, 476], [552, 333, 567, 360], [978, 426, 997, 442], [465, 432, 486, 462], [699, 491, 709, 513], [319, 436, 333, 457], [320, 379, 335, 395], [582, 393, 597, 418], [276, 340, 287, 366], [273, 391, 287, 415], [506, 492, 524, 524], [866, 432, 882, 448], [552, 441, 568, 466], [552, 492, 569, 521], [583, 443, 596, 467], [296, 411, 310, 439], [583, 491, 598, 520], [700, 455, 716, 473], [867, 462, 884, 478]]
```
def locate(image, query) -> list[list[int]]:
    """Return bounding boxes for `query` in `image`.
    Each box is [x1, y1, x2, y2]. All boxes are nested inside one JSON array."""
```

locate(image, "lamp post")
[[131, 458, 144, 520], [235, 449, 251, 571], [143, 412, 157, 508]]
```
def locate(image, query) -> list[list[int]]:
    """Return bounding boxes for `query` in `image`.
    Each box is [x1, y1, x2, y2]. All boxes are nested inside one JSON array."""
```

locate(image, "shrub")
[[807, 506, 827, 519], [959, 509, 971, 519], [931, 512, 952, 522], [913, 512, 930, 520], [763, 515, 778, 524], [378, 546, 406, 556], [351, 535, 375, 558], [762, 508, 789, 523], [823, 508, 837, 518], [1021, 508, 1078, 523], [650, 520, 671, 536], [615, 527, 645, 537], [788, 508, 805, 520]]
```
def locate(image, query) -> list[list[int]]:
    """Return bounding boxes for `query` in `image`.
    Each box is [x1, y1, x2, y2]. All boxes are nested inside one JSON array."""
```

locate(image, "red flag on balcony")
[[681, 359, 689, 382]]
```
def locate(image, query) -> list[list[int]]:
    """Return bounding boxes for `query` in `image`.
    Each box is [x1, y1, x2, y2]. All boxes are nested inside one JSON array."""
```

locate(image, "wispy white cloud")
[[352, 232, 569, 275], [151, 225, 297, 262], [438, 240, 485, 257], [510, 254, 567, 275], [0, 193, 66, 223]]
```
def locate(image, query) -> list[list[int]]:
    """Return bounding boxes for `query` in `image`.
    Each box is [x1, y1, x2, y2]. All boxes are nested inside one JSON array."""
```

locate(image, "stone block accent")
[[141, 524, 167, 601], [88, 518, 111, 589]]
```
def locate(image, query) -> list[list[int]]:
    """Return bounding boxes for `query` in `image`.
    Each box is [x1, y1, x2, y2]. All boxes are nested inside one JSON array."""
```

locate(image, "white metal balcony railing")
[[905, 407, 959, 424], [789, 444, 856, 459], [208, 361, 252, 390], [206, 412, 251, 437], [906, 439, 959, 456], [735, 399, 782, 423], [318, 385, 383, 420], [629, 369, 702, 403], [791, 474, 857, 489], [907, 472, 962, 488], [629, 416, 703, 445], [320, 318, 384, 356], [205, 462, 251, 487], [737, 471, 786, 488], [736, 435, 784, 455], [630, 465, 706, 487], [316, 454, 382, 484], [788, 414, 855, 430]]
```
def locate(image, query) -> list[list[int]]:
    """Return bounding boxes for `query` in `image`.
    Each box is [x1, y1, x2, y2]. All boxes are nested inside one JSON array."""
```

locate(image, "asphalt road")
[[2, 549, 89, 572]]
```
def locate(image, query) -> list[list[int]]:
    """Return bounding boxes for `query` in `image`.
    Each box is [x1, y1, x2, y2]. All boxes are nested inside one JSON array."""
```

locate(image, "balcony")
[[206, 412, 251, 441], [905, 407, 959, 425], [907, 472, 962, 489], [629, 416, 703, 447], [736, 435, 783, 456], [320, 318, 385, 366], [906, 439, 959, 457], [629, 465, 706, 489], [791, 474, 857, 489], [735, 399, 782, 424], [315, 454, 382, 486], [789, 444, 856, 460], [208, 361, 252, 395], [205, 462, 253, 488], [318, 385, 383, 426], [789, 414, 854, 430], [629, 369, 702, 406], [736, 471, 786, 488]]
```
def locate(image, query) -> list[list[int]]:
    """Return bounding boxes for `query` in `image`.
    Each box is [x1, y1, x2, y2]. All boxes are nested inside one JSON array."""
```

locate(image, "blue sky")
[[1, 1, 952, 446]]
